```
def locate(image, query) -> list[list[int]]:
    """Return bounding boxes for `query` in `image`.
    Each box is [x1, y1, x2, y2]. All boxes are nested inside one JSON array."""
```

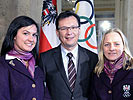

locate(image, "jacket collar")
[[100, 68, 131, 87]]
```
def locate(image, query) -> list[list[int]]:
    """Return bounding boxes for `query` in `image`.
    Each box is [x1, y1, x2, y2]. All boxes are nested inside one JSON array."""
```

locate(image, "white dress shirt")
[[61, 45, 78, 78]]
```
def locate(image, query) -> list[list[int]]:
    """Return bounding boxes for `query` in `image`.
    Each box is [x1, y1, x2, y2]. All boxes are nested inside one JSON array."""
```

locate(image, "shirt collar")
[[5, 54, 17, 60], [61, 45, 78, 59]]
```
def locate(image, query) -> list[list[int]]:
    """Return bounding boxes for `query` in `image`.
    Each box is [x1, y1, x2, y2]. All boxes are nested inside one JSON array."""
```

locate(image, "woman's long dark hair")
[[1, 16, 39, 64]]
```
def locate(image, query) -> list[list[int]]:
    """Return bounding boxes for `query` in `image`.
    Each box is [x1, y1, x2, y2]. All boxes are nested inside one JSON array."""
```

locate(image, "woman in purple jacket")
[[90, 28, 133, 100], [0, 16, 45, 100]]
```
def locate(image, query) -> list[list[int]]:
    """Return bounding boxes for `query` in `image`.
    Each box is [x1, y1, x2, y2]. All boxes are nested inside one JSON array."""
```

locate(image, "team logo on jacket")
[[123, 85, 131, 98]]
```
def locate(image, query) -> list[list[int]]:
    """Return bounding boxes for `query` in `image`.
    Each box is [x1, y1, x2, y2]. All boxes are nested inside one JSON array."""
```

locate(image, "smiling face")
[[56, 16, 80, 51], [14, 24, 37, 52], [103, 32, 124, 63]]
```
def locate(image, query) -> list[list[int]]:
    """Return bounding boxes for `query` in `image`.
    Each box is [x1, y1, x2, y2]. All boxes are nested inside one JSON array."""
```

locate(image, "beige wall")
[[0, 0, 42, 50], [115, 0, 133, 54], [126, 0, 133, 54]]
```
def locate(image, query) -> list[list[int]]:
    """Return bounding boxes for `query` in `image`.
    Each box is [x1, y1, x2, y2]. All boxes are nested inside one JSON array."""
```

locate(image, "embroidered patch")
[[123, 85, 131, 98]]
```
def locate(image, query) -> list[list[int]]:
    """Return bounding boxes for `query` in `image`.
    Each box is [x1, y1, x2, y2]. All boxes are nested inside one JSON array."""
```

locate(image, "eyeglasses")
[[58, 26, 80, 32]]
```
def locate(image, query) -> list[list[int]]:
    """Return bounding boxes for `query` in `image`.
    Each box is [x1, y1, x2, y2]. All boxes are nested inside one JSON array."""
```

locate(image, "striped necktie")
[[67, 52, 76, 92]]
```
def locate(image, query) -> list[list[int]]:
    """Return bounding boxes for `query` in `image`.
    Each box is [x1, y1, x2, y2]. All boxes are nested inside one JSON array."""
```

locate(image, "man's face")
[[56, 16, 80, 51]]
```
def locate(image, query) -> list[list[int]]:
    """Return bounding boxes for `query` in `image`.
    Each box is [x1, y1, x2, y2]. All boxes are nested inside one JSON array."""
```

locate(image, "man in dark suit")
[[39, 11, 98, 100]]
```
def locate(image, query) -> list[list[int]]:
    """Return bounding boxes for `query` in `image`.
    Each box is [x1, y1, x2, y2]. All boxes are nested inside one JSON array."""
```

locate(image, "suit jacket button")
[[32, 84, 36, 88], [32, 97, 36, 100], [108, 90, 112, 94], [71, 96, 74, 100]]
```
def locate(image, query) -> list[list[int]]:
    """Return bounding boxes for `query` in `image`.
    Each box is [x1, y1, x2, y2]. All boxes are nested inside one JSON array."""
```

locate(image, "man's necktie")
[[67, 53, 76, 92]]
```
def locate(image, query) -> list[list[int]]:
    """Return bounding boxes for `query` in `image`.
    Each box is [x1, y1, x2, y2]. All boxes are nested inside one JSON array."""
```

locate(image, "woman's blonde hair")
[[95, 28, 133, 76]]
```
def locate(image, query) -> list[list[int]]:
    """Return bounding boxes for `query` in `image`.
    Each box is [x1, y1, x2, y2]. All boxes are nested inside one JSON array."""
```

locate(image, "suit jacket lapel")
[[6, 59, 32, 79], [53, 46, 71, 91], [100, 72, 111, 88], [112, 68, 130, 86], [74, 46, 90, 91]]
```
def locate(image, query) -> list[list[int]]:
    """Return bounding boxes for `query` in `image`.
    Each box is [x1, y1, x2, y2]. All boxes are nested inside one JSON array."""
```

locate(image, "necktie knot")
[[67, 52, 73, 59]]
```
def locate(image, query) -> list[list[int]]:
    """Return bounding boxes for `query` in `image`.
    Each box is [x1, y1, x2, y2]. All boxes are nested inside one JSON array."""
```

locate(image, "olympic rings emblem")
[[75, 0, 97, 49], [78, 16, 97, 49]]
